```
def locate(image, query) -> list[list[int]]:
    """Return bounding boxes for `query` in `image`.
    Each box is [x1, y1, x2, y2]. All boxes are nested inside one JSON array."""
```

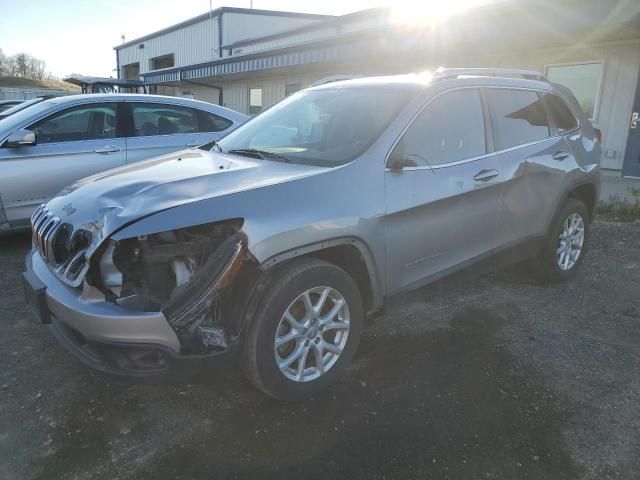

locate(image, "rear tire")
[[529, 198, 590, 283], [242, 258, 364, 400]]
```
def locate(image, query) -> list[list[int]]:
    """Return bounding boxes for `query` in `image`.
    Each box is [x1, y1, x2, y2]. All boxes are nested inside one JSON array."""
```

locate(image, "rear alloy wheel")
[[242, 258, 363, 400], [556, 213, 585, 271], [529, 198, 590, 283]]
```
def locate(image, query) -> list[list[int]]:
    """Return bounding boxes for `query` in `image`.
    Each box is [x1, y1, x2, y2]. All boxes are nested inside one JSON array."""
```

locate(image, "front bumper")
[[23, 250, 237, 380]]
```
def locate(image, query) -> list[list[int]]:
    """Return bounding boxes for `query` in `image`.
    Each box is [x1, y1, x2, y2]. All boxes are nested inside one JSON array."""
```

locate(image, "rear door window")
[[389, 89, 486, 167], [543, 93, 579, 134], [131, 103, 198, 137], [28, 104, 117, 144], [486, 89, 551, 150]]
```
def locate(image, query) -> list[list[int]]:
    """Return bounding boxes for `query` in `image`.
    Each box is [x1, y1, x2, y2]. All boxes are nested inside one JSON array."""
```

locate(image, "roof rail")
[[310, 75, 363, 87], [432, 67, 547, 82]]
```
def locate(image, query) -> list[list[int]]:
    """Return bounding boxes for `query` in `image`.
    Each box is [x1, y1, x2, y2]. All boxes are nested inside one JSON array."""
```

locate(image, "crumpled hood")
[[44, 148, 326, 253]]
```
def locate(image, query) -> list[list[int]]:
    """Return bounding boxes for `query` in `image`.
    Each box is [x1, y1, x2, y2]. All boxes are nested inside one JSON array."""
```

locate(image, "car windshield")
[[217, 87, 417, 167], [0, 100, 55, 130], [0, 97, 44, 118]]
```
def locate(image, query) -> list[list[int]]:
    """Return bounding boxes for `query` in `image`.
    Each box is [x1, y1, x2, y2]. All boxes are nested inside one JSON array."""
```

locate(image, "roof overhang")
[[64, 75, 145, 88]]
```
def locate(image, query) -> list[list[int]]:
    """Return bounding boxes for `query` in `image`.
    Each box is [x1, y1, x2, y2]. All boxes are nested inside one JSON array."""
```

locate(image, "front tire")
[[529, 198, 590, 283], [242, 258, 364, 400]]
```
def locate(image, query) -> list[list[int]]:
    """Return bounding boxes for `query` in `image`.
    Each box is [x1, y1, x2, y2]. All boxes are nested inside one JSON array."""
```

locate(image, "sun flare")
[[389, 0, 492, 25]]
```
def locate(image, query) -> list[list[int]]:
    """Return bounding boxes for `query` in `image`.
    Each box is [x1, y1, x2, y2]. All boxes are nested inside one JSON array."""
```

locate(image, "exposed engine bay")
[[88, 220, 248, 353]]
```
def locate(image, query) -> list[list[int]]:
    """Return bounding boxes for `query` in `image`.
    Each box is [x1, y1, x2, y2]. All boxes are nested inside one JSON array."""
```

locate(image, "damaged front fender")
[[89, 221, 254, 353], [163, 232, 246, 336]]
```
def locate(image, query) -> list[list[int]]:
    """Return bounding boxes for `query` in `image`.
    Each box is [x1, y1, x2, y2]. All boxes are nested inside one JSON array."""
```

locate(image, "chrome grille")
[[31, 204, 61, 264], [30, 204, 91, 287]]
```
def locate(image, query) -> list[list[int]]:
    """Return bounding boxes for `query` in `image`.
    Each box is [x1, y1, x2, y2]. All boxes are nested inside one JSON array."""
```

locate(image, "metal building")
[[115, 2, 640, 178]]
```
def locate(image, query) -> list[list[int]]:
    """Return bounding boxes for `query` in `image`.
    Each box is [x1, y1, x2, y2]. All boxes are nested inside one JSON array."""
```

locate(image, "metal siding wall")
[[215, 73, 328, 114], [118, 17, 219, 74], [234, 27, 336, 55], [222, 13, 321, 46]]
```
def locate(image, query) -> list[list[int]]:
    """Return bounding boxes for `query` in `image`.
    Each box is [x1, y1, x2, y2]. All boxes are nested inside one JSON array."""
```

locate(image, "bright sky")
[[0, 0, 486, 79]]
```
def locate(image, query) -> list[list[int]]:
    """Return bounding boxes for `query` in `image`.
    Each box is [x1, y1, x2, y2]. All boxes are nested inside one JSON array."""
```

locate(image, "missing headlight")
[[92, 220, 245, 321]]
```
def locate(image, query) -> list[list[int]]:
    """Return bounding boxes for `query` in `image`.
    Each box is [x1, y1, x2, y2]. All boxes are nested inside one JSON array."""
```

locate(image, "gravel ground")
[[1, 219, 639, 480]]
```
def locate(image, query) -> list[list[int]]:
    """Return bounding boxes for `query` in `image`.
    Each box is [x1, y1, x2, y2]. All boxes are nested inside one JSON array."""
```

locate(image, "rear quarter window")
[[543, 93, 579, 134], [197, 110, 233, 132], [486, 89, 551, 150]]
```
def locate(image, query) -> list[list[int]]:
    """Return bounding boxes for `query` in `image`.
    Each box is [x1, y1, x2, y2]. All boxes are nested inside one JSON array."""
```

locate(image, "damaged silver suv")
[[23, 69, 601, 400]]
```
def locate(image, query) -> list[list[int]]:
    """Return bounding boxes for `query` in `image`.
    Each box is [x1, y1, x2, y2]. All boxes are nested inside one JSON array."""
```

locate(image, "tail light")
[[594, 128, 602, 143]]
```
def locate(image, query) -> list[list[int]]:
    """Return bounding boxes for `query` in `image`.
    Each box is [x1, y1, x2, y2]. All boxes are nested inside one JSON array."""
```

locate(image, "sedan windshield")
[[217, 87, 417, 167], [0, 97, 45, 119]]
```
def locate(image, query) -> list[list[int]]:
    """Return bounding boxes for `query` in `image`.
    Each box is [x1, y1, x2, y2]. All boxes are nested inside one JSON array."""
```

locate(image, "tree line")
[[0, 49, 53, 80]]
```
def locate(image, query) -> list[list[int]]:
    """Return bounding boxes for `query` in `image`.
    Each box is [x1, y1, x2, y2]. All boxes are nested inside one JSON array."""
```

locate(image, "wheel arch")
[[547, 179, 598, 232], [260, 237, 384, 316], [567, 182, 598, 223]]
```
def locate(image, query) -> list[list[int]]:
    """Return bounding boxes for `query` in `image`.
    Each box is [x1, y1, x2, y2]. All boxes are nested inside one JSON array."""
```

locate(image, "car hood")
[[44, 148, 327, 252]]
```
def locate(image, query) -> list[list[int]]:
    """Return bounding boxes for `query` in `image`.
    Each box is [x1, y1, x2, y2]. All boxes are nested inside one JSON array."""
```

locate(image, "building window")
[[149, 53, 175, 71], [249, 88, 263, 115], [545, 62, 603, 121], [285, 83, 301, 97], [122, 62, 140, 80]]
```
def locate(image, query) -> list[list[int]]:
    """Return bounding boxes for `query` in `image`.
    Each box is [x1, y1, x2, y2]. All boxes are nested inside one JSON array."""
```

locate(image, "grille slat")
[[31, 205, 62, 265], [30, 205, 91, 287]]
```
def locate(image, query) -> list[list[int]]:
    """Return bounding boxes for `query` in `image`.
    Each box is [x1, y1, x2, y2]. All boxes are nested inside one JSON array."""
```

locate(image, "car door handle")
[[552, 151, 570, 161], [94, 145, 121, 154], [473, 169, 499, 182]]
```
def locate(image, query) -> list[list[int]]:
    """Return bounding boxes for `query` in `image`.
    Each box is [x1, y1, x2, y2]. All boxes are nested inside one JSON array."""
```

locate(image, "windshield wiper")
[[227, 148, 291, 163]]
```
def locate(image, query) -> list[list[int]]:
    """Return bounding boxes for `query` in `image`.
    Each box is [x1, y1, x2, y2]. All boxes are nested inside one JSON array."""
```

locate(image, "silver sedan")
[[0, 94, 247, 232]]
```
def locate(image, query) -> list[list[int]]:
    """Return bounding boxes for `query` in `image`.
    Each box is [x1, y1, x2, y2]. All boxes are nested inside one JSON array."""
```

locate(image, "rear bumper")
[[24, 249, 237, 380]]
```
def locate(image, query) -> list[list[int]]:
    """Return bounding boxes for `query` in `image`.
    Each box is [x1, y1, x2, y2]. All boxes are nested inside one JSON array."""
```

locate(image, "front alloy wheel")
[[275, 286, 350, 382], [242, 258, 364, 400]]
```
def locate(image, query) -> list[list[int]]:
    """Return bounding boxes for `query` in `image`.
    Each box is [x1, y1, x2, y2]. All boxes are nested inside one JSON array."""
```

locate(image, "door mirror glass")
[[5, 129, 36, 148]]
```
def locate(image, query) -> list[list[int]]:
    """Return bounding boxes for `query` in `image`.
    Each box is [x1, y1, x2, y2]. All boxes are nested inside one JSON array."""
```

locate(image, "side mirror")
[[388, 154, 418, 172], [5, 129, 36, 148], [387, 138, 418, 171]]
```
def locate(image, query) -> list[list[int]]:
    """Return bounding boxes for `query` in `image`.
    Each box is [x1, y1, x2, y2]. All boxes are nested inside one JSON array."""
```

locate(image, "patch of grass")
[[0, 76, 80, 92], [597, 187, 640, 222]]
